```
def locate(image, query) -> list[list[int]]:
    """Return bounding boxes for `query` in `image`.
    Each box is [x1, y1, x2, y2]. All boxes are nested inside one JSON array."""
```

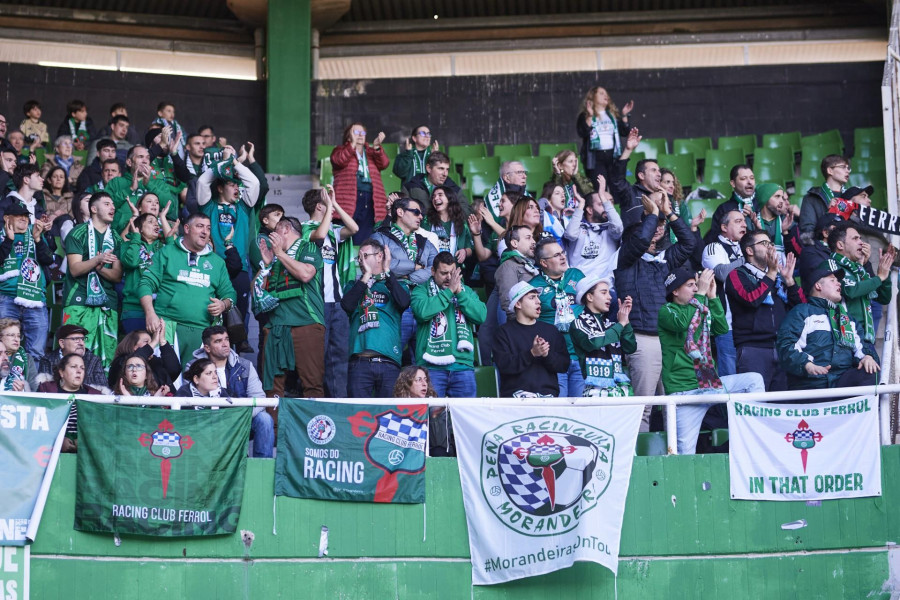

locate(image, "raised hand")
[[696, 269, 714, 296], [780, 252, 797, 283], [258, 238, 274, 265], [622, 100, 635, 116], [617, 296, 633, 325], [625, 128, 641, 151], [373, 132, 386, 149]]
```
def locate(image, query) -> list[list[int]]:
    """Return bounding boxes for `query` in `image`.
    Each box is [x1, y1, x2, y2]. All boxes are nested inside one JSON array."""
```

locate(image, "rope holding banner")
[[422, 502, 427, 542], [272, 495, 277, 536]]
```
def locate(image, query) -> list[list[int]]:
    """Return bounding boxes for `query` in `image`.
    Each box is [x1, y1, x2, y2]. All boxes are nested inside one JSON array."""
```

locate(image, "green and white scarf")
[[251, 265, 279, 314], [356, 149, 370, 182], [485, 178, 507, 221], [421, 279, 474, 366], [67, 118, 89, 147], [3, 347, 28, 391], [588, 110, 622, 157], [412, 148, 430, 175], [833, 253, 876, 342], [390, 225, 417, 261], [358, 272, 388, 333], [85, 226, 114, 306], [825, 298, 859, 348], [685, 298, 722, 390], [0, 228, 46, 307]]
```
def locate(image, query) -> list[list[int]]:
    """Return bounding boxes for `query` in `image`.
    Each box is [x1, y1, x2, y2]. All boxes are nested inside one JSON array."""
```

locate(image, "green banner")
[[0, 546, 28, 599], [75, 402, 251, 536], [1, 394, 71, 547], [275, 399, 428, 503]]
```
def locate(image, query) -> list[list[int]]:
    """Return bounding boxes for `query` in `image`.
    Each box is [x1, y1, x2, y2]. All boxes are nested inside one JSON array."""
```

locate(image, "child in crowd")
[[56, 99, 93, 151], [20, 99, 49, 147], [153, 102, 186, 158]]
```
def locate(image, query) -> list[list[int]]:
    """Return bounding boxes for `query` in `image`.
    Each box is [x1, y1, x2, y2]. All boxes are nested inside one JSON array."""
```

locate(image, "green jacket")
[[658, 295, 728, 394], [410, 279, 486, 371], [119, 234, 173, 316], [530, 268, 585, 359], [570, 309, 637, 382], [136, 238, 236, 328], [392, 147, 430, 184]]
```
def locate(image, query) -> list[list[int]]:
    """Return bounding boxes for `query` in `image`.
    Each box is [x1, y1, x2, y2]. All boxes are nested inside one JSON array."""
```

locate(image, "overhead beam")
[[228, 0, 350, 30]]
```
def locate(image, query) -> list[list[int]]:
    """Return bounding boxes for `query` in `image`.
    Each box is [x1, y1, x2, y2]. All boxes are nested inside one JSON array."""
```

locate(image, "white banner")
[[451, 405, 643, 585], [728, 396, 882, 501]]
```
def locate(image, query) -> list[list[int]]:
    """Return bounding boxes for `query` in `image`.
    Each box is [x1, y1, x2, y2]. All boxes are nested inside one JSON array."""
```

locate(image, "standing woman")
[[576, 86, 633, 185], [43, 166, 72, 219], [552, 150, 594, 212], [393, 125, 439, 185], [425, 186, 472, 264], [331, 123, 390, 244]]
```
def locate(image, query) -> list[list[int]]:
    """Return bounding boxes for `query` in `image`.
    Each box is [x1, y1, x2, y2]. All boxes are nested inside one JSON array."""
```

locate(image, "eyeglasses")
[[352, 129, 367, 135], [0, 333, 20, 339], [542, 251, 566, 261], [833, 164, 851, 171], [416, 131, 432, 137], [512, 170, 528, 176], [361, 250, 383, 259], [753, 240, 774, 247], [62, 336, 85, 343], [126, 364, 146, 371]]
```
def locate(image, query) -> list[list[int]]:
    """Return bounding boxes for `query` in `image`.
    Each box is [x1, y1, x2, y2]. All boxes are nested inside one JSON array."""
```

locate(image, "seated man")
[[36, 324, 110, 393], [777, 260, 880, 390], [659, 268, 764, 454], [184, 326, 274, 458], [493, 282, 570, 397], [571, 276, 636, 397]]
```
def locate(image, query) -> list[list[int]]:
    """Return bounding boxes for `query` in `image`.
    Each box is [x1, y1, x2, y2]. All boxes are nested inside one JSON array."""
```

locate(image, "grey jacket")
[[372, 226, 438, 286]]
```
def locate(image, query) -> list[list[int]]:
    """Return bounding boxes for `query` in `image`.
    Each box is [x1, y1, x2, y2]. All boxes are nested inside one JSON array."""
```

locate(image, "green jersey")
[[119, 234, 173, 316], [266, 238, 324, 328], [344, 276, 406, 365], [63, 223, 123, 311], [136, 238, 236, 328]]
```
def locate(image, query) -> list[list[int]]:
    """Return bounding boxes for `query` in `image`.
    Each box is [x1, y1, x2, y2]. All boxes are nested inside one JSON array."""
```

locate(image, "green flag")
[[275, 399, 428, 503], [75, 402, 251, 536], [1, 394, 71, 546]]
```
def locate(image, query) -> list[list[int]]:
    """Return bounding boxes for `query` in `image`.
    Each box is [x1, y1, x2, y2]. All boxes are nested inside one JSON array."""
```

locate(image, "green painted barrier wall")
[[28, 449, 900, 598]]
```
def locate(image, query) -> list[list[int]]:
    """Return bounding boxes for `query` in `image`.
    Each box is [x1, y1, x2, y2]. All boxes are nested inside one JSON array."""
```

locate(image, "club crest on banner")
[[482, 417, 613, 534], [784, 419, 823, 474], [138, 418, 194, 499], [364, 410, 427, 475], [307, 415, 337, 445]]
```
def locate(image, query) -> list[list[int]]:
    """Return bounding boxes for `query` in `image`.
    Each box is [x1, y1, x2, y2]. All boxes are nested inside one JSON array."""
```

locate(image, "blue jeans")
[[671, 371, 765, 455], [557, 359, 585, 398], [122, 316, 147, 334], [401, 308, 416, 356], [347, 357, 400, 398], [429, 368, 477, 398], [715, 330, 736, 376], [251, 410, 275, 458], [0, 295, 48, 362], [323, 302, 349, 398]]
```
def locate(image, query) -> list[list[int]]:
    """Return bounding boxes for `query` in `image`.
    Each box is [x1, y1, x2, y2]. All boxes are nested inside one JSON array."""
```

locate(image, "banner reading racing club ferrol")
[[75, 402, 252, 536], [452, 405, 643, 585], [1, 394, 70, 547], [728, 396, 881, 501], [275, 399, 428, 503]]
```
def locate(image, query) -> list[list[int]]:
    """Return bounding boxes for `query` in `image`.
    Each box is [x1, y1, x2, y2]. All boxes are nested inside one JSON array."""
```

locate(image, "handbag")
[[224, 305, 248, 345]]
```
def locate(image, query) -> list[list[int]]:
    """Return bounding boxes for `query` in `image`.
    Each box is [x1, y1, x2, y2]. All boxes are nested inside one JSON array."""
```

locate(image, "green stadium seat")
[[687, 198, 721, 236], [537, 142, 577, 157], [791, 177, 818, 203], [854, 127, 884, 148], [672, 138, 712, 174], [717, 134, 757, 159], [448, 143, 487, 176], [797, 158, 821, 180], [703, 164, 732, 186], [854, 144, 885, 160], [380, 142, 399, 160], [704, 148, 744, 170], [316, 144, 335, 162], [657, 153, 697, 187], [34, 147, 46, 167], [380, 169, 402, 195], [851, 156, 886, 175], [636, 138, 667, 159], [800, 143, 843, 165], [474, 366, 499, 398], [803, 129, 844, 154], [635, 432, 668, 456], [761, 131, 802, 155], [518, 156, 552, 194], [753, 146, 793, 167], [463, 156, 501, 179], [754, 162, 793, 188], [319, 157, 333, 186], [467, 172, 494, 198], [493, 143, 533, 163], [625, 151, 646, 181]]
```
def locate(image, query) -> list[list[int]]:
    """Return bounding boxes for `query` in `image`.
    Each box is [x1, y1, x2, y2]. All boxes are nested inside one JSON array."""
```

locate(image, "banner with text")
[[729, 396, 881, 501], [0, 546, 28, 600], [1, 394, 70, 547], [275, 399, 428, 503], [75, 402, 251, 536], [452, 405, 643, 585]]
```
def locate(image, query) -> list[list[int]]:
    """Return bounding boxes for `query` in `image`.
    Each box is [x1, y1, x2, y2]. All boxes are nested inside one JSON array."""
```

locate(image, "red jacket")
[[331, 142, 390, 223]]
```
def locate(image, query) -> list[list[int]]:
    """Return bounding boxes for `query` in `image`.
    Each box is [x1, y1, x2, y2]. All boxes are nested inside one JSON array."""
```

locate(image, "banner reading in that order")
[[729, 395, 881, 501], [452, 405, 643, 585], [275, 399, 428, 503], [0, 546, 28, 600], [75, 402, 252, 536], [0, 394, 70, 547]]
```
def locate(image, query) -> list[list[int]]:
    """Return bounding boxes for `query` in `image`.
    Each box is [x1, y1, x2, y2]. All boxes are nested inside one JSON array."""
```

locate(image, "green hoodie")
[[136, 238, 236, 328], [105, 173, 177, 233], [410, 279, 487, 371]]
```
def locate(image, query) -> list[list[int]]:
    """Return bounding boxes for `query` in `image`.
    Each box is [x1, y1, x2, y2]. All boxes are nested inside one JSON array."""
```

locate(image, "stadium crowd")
[[0, 86, 892, 455]]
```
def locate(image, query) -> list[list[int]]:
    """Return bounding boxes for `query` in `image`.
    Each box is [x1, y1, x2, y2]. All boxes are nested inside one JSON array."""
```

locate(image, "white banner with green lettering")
[[451, 405, 643, 585], [728, 396, 881, 501], [0, 394, 71, 546]]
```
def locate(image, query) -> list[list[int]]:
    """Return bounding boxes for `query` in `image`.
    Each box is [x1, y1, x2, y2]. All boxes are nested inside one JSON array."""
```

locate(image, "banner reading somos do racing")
[[452, 405, 643, 585], [728, 396, 881, 501]]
